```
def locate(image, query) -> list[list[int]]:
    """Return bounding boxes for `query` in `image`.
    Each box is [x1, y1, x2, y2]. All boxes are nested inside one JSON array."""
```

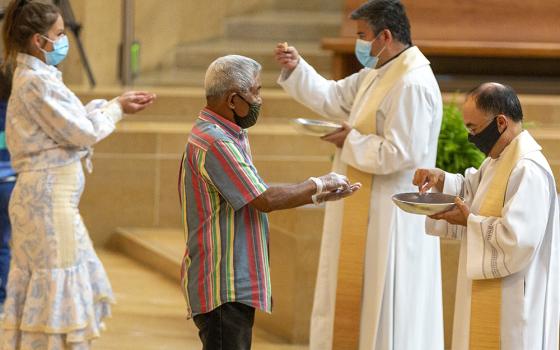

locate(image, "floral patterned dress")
[[2, 53, 122, 349]]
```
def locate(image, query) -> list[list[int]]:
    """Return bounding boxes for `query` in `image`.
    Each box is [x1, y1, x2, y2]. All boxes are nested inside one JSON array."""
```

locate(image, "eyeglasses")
[[465, 116, 497, 135]]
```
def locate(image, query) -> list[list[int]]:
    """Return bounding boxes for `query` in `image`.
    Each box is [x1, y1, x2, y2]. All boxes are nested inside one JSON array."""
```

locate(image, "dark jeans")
[[0, 180, 14, 304], [193, 302, 255, 350]]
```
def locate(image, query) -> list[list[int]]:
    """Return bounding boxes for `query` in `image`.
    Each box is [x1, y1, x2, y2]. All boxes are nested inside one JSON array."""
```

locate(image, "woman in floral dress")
[[1, 1, 156, 348]]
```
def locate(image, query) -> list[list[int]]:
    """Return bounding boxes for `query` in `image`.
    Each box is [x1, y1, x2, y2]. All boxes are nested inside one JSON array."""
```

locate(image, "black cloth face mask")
[[467, 117, 505, 156], [231, 94, 261, 129]]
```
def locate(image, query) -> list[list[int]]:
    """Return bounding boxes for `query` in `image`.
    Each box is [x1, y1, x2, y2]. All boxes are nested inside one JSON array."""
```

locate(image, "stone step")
[[97, 249, 304, 349], [225, 11, 341, 42], [94, 121, 335, 157], [443, 94, 560, 128], [174, 39, 332, 73], [135, 68, 332, 90], [93, 250, 212, 350], [437, 74, 560, 95], [268, 204, 325, 233], [99, 119, 560, 162], [96, 119, 560, 172], [82, 120, 560, 246], [82, 121, 337, 241], [254, 157, 331, 183], [107, 221, 322, 343], [72, 86, 560, 128], [106, 220, 459, 345], [530, 128, 560, 161], [71, 86, 323, 120], [108, 228, 184, 282], [269, 0, 343, 11]]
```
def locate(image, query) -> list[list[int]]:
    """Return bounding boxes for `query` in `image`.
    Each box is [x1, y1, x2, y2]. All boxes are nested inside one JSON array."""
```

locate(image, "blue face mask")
[[40, 35, 69, 66], [355, 35, 386, 68]]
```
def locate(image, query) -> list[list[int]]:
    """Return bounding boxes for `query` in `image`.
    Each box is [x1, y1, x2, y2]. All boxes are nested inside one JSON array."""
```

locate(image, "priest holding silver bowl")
[[407, 82, 559, 350]]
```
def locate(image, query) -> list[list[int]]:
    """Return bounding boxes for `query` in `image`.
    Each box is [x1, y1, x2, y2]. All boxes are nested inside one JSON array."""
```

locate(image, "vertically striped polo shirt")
[[181, 108, 271, 317]]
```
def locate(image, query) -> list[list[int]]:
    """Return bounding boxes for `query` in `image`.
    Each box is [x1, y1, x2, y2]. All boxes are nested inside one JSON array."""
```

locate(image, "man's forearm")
[[250, 180, 316, 213]]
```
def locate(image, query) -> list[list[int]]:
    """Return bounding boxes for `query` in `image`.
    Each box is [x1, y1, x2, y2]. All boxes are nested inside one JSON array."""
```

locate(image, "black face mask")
[[467, 117, 505, 156], [231, 94, 261, 129]]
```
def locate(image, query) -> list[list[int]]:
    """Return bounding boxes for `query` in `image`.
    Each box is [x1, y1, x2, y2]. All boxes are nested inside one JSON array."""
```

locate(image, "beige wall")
[[60, 0, 267, 86], [224, 0, 264, 16], [59, 0, 120, 86], [136, 0, 263, 73]]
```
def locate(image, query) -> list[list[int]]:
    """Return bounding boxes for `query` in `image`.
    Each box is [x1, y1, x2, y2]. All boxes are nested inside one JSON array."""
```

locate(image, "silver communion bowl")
[[291, 118, 343, 136], [392, 192, 458, 215]]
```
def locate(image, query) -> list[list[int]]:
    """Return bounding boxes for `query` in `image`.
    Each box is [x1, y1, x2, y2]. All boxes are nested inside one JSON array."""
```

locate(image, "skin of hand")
[[428, 197, 470, 226], [320, 122, 352, 148], [274, 43, 300, 71], [412, 168, 445, 193], [118, 91, 157, 114]]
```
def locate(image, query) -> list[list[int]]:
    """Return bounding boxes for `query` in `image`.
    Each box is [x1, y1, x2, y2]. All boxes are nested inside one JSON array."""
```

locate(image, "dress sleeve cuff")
[[442, 172, 462, 196], [104, 98, 124, 124]]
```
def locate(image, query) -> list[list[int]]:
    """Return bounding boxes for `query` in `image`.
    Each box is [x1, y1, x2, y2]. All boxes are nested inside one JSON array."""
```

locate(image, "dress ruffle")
[[1, 258, 114, 349]]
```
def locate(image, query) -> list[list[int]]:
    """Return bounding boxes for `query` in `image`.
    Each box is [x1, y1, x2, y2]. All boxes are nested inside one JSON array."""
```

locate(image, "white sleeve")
[[339, 83, 437, 174], [425, 168, 482, 240], [465, 159, 552, 280], [277, 57, 368, 121], [25, 78, 122, 148]]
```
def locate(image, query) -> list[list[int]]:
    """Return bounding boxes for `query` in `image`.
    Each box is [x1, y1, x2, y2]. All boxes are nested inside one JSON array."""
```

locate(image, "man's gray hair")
[[204, 55, 262, 98]]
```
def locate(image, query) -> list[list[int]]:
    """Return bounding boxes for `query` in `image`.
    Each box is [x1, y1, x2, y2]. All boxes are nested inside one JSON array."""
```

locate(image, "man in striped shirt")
[[180, 55, 361, 350]]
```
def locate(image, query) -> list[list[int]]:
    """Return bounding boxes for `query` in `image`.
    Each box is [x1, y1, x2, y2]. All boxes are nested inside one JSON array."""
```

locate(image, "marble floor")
[[94, 250, 308, 350]]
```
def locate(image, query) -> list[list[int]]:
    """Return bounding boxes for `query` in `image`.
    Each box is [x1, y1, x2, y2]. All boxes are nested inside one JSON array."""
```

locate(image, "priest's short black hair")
[[350, 0, 412, 46], [467, 83, 524, 122]]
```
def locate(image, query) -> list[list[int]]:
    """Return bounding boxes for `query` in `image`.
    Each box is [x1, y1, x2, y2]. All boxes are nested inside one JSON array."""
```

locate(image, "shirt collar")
[[16, 53, 62, 79], [199, 108, 245, 138], [376, 45, 413, 76]]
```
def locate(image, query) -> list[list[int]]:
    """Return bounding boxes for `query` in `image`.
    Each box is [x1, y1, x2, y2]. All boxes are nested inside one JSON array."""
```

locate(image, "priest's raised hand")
[[274, 42, 300, 73]]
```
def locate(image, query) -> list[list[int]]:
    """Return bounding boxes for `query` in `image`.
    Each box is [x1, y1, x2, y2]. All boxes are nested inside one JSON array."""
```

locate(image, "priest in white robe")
[[274, 1, 444, 349], [416, 82, 559, 350]]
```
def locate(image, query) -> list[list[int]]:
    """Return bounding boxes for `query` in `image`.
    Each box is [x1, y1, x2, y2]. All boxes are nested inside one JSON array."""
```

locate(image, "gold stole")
[[332, 47, 430, 349], [469, 132, 541, 349]]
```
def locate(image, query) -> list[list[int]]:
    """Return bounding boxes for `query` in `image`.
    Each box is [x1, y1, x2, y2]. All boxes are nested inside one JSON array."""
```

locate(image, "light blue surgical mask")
[[40, 34, 69, 66], [355, 35, 386, 69]]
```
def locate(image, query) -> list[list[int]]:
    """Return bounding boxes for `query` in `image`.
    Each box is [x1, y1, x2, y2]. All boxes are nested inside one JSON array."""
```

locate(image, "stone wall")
[[58, 0, 266, 86]]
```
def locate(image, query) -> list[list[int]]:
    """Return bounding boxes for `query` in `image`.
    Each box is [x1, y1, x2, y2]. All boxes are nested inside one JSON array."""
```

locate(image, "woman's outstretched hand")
[[118, 91, 156, 114]]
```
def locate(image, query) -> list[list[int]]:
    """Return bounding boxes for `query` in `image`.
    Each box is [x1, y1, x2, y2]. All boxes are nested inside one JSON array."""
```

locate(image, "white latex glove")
[[314, 183, 362, 204], [316, 172, 350, 192]]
